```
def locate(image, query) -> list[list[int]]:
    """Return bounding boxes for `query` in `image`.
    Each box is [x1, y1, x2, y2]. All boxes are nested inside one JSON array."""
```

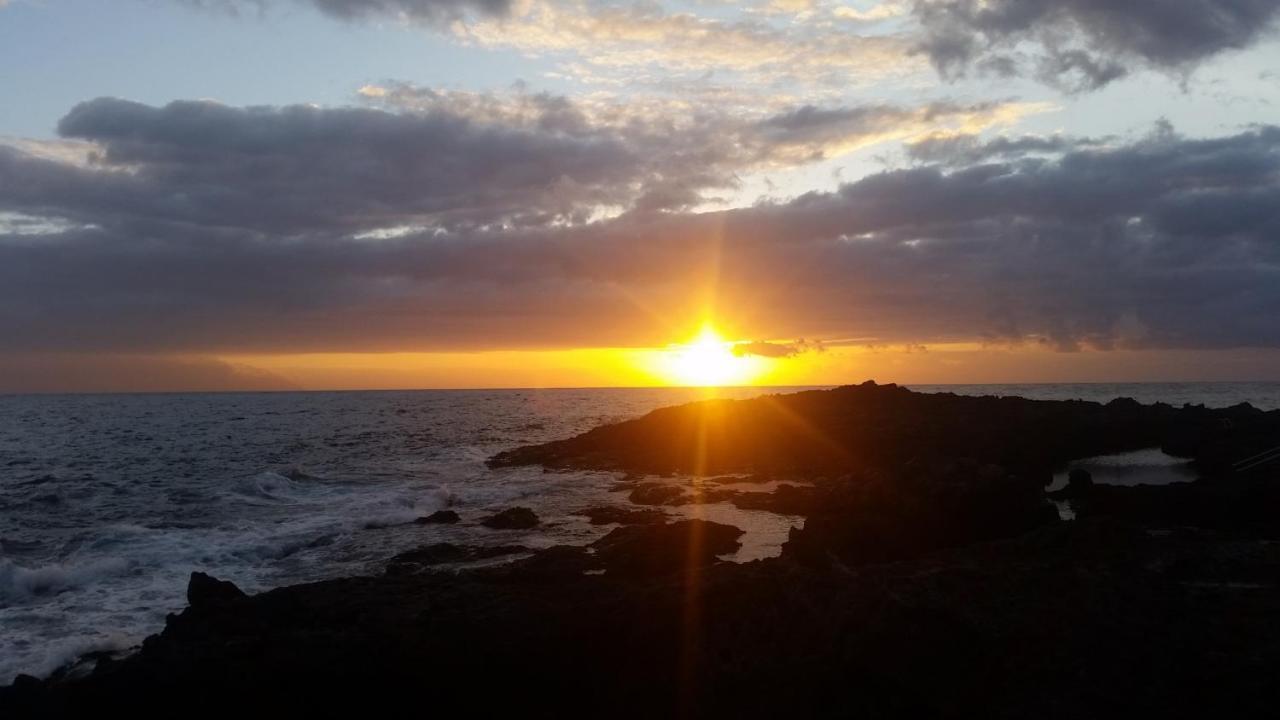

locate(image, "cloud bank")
[[167, 0, 1280, 93], [1, 95, 1278, 359]]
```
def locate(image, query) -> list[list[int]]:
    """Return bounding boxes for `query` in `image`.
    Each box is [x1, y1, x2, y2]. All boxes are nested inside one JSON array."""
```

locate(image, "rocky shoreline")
[[5, 382, 1280, 717]]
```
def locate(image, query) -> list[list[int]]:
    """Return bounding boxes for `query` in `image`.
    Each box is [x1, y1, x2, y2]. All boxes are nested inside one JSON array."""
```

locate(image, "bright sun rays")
[[659, 326, 766, 387]]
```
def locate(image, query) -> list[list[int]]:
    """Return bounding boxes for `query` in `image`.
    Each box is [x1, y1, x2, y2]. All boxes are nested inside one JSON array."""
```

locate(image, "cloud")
[[3, 92, 1030, 240], [732, 340, 824, 358], [179, 0, 918, 91], [904, 131, 1109, 164], [913, 0, 1280, 90], [453, 0, 918, 89], [40, 95, 644, 232], [358, 84, 1043, 204], [2, 93, 1278, 358], [752, 101, 1048, 163], [832, 2, 907, 22]]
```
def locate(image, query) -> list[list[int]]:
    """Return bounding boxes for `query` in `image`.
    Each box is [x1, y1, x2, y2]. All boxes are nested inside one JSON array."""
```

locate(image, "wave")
[[230, 471, 314, 503], [0, 557, 131, 604], [0, 632, 136, 685]]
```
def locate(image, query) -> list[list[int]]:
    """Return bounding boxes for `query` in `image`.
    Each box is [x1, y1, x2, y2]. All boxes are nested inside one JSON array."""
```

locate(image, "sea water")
[[2, 383, 1278, 682]]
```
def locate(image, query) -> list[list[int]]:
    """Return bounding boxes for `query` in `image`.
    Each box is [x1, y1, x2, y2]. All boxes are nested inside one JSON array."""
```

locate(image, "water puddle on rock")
[[1050, 448, 1199, 520]]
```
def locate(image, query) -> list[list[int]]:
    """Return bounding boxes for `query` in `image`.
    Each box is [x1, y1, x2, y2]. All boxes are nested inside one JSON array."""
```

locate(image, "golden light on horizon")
[[657, 326, 766, 387], [195, 338, 1252, 392]]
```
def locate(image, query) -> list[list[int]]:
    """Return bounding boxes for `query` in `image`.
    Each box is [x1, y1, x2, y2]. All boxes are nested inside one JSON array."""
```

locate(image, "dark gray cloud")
[[43, 97, 639, 233], [914, 0, 1280, 90], [5, 94, 1017, 240], [748, 100, 1013, 161], [905, 132, 1109, 164], [2, 94, 1279, 359]]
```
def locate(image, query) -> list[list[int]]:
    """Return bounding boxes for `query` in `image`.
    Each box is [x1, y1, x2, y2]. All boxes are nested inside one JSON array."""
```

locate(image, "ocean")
[[2, 382, 1278, 683]]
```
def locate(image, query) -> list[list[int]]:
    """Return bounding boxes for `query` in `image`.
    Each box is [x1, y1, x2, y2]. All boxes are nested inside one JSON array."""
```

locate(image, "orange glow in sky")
[[653, 326, 768, 387]]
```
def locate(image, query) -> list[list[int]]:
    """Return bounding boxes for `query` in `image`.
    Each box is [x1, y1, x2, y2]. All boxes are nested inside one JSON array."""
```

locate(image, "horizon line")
[[4, 379, 1279, 398]]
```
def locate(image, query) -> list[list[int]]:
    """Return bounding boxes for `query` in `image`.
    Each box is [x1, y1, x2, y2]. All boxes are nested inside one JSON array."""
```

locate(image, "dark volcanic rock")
[[186, 572, 246, 608], [1048, 467, 1096, 501], [481, 507, 540, 530], [10, 386, 1280, 718], [490, 381, 1280, 481], [9, 521, 1280, 717], [1070, 478, 1280, 535], [573, 506, 669, 525], [414, 510, 461, 524], [726, 483, 819, 515], [590, 519, 743, 575], [385, 543, 528, 575], [784, 463, 1058, 565], [627, 482, 689, 506], [1068, 468, 1094, 492]]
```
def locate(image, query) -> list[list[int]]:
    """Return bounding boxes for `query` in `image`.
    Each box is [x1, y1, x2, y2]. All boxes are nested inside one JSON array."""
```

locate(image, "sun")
[[661, 326, 763, 387]]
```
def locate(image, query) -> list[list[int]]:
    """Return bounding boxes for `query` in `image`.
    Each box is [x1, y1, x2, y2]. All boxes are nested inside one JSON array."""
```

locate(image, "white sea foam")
[[0, 632, 138, 685], [0, 557, 131, 603]]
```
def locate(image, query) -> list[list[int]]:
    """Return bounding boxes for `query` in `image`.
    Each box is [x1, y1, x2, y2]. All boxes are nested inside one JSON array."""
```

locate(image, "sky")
[[1, 0, 1279, 391]]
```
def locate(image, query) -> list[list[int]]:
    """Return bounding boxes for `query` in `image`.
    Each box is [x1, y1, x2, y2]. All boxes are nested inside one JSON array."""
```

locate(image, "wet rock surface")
[[1058, 477, 1280, 534], [720, 483, 818, 515], [573, 506, 670, 525], [186, 572, 246, 609], [628, 482, 691, 506], [783, 463, 1058, 566], [480, 507, 540, 530], [384, 543, 529, 575], [7, 521, 1280, 718], [589, 519, 744, 576], [7, 384, 1280, 717], [413, 510, 461, 524]]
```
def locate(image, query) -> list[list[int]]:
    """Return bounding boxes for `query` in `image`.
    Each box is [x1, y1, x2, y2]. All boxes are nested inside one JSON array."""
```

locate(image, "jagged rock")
[[572, 506, 669, 525], [187, 572, 246, 608], [627, 483, 688, 506], [386, 543, 527, 575], [481, 507, 539, 530], [503, 545, 596, 578], [727, 483, 818, 515], [9, 675, 40, 692], [590, 519, 743, 575], [490, 382, 1280, 481], [11, 385, 1280, 718], [8, 513, 1280, 719], [784, 465, 1057, 566], [1068, 468, 1094, 491], [1070, 480, 1280, 533], [414, 510, 460, 524]]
